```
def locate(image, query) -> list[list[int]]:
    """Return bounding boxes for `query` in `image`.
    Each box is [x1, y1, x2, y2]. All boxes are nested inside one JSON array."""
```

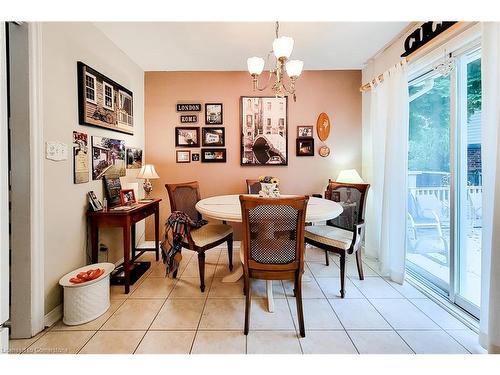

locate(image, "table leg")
[[123, 225, 131, 294], [90, 219, 99, 264], [266, 281, 275, 313], [222, 247, 244, 283], [131, 223, 136, 261], [154, 206, 160, 261]]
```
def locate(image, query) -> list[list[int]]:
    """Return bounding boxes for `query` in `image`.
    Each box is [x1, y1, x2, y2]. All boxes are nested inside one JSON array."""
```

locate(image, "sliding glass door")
[[406, 43, 482, 318]]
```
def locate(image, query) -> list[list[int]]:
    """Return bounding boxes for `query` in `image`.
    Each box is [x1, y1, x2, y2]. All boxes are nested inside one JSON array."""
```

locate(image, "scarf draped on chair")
[[161, 211, 207, 277]]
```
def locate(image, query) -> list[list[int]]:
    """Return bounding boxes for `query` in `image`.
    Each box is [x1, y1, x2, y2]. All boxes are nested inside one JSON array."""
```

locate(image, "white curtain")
[[365, 61, 409, 283], [479, 22, 500, 354]]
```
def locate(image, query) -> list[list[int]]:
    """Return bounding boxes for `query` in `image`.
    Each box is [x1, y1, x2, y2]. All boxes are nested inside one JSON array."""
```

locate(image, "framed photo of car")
[[175, 127, 200, 147]]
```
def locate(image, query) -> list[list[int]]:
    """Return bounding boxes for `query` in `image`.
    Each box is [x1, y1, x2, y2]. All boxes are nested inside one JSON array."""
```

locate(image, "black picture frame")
[[176, 150, 191, 163], [201, 148, 227, 163], [202, 127, 225, 147], [180, 114, 198, 124], [192, 153, 200, 162], [102, 175, 122, 208], [205, 103, 223, 125], [175, 127, 200, 147], [177, 103, 201, 112], [240, 96, 288, 166], [296, 138, 315, 156], [77, 62, 134, 135]]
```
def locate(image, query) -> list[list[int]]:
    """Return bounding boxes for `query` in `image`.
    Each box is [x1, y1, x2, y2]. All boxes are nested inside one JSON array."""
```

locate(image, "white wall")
[[41, 22, 145, 314]]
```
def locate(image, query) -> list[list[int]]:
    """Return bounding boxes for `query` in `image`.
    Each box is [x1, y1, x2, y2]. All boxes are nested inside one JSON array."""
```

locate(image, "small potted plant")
[[258, 176, 280, 198]]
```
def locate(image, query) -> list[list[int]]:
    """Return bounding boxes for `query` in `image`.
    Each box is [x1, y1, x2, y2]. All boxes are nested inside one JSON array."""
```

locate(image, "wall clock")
[[316, 112, 331, 142]]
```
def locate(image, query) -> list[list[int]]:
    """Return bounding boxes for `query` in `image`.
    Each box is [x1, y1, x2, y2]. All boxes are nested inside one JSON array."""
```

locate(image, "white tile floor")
[[9, 245, 486, 354]]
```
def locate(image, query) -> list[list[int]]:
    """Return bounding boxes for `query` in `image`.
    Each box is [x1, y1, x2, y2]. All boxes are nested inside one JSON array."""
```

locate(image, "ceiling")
[[94, 22, 410, 71]]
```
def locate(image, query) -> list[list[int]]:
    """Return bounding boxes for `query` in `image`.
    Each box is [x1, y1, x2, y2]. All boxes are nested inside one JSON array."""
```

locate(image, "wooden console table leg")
[[131, 223, 136, 261], [90, 219, 99, 264], [154, 206, 160, 261], [123, 223, 131, 294]]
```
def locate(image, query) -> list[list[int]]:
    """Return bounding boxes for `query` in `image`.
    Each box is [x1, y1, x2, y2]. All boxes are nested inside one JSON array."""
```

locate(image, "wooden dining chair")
[[246, 179, 261, 194], [304, 180, 369, 298], [165, 181, 233, 292], [239, 195, 309, 337]]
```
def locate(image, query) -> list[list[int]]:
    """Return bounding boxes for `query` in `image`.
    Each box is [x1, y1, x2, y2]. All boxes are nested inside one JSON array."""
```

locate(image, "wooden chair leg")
[[339, 253, 346, 298], [198, 252, 206, 292], [325, 250, 330, 266], [295, 272, 306, 338], [227, 234, 233, 271], [244, 274, 251, 335], [243, 274, 247, 296], [355, 250, 364, 280]]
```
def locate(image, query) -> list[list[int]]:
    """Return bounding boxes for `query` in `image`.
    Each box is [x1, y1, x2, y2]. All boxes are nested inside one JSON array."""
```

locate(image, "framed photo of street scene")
[[201, 148, 226, 163], [91, 136, 126, 180], [175, 127, 200, 147], [126, 147, 143, 169], [240, 96, 288, 166], [77, 61, 134, 135]]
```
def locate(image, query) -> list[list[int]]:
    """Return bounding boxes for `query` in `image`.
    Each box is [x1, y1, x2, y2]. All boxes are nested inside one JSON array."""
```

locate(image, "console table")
[[87, 198, 161, 294]]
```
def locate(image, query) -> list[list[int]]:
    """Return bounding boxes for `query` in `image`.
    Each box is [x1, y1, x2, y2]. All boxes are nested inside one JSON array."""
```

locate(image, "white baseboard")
[[44, 304, 62, 328]]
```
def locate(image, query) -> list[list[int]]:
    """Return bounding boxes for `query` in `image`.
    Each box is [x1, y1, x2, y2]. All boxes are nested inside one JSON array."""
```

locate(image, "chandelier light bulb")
[[285, 60, 304, 78], [247, 57, 265, 75], [273, 36, 294, 59]]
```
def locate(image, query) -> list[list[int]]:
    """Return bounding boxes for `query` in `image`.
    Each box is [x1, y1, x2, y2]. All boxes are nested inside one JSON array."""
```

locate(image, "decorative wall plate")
[[316, 112, 331, 142], [319, 145, 330, 157]]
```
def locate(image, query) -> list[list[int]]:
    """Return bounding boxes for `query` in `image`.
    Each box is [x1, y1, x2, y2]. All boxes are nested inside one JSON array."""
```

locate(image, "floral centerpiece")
[[258, 176, 280, 198]]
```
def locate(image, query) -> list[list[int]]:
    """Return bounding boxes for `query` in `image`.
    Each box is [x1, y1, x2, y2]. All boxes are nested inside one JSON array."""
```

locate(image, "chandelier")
[[247, 22, 304, 101]]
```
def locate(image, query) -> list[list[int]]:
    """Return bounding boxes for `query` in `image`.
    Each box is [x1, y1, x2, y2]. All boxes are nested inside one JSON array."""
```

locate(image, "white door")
[[0, 22, 10, 353]]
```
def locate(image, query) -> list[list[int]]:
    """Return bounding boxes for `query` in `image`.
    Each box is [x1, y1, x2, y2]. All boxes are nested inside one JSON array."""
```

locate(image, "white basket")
[[59, 263, 115, 326]]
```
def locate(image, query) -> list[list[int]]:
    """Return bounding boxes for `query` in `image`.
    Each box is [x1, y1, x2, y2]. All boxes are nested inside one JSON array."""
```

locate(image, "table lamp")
[[137, 164, 160, 200], [336, 169, 364, 203]]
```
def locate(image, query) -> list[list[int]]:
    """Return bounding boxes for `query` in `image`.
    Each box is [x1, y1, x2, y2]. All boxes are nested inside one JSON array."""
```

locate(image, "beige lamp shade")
[[336, 169, 364, 184], [137, 164, 160, 180]]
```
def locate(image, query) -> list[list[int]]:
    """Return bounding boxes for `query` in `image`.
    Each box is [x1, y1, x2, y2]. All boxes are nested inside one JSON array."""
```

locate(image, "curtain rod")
[[359, 22, 467, 93]]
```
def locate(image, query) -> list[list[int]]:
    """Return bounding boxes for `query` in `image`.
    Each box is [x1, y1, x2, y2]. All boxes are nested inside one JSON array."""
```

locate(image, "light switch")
[[46, 141, 68, 161]]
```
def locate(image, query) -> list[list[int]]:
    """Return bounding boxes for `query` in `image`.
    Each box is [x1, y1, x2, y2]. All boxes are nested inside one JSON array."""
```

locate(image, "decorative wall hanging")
[[77, 62, 134, 135], [175, 127, 200, 147], [176, 150, 191, 163], [205, 103, 223, 125], [316, 112, 331, 142], [296, 138, 314, 156], [401, 22, 457, 58], [192, 153, 200, 162], [202, 148, 227, 163], [91, 136, 126, 180], [176, 103, 201, 112], [319, 145, 330, 158], [202, 127, 225, 147], [180, 114, 198, 124], [73, 131, 89, 184], [126, 147, 143, 169], [297, 126, 313, 138], [240, 96, 288, 166]]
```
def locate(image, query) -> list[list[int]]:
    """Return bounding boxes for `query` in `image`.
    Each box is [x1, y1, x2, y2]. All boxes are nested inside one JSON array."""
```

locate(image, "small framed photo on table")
[[120, 189, 136, 205], [176, 150, 191, 163]]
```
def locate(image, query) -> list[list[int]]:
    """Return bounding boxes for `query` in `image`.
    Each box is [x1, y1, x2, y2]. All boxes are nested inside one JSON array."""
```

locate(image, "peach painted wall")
[[144, 70, 361, 239]]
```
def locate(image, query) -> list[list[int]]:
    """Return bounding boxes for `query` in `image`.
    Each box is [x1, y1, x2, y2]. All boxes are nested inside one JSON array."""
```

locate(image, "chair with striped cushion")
[[304, 180, 370, 298], [165, 181, 233, 292]]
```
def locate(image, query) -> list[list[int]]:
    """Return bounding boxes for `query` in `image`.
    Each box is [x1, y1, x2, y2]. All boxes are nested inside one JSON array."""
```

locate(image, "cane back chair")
[[165, 181, 233, 292], [240, 195, 309, 337], [304, 180, 370, 298]]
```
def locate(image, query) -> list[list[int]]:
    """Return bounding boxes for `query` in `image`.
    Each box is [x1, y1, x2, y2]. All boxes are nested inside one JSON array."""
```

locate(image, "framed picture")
[[77, 62, 134, 135], [175, 127, 200, 147], [120, 189, 136, 205], [202, 127, 225, 147], [332, 191, 341, 202], [91, 136, 126, 180], [176, 150, 191, 163], [102, 176, 122, 208], [180, 114, 198, 124], [296, 138, 315, 156], [126, 147, 143, 169], [240, 96, 288, 166], [87, 191, 103, 211], [297, 125, 313, 138], [201, 148, 226, 163], [73, 131, 89, 184], [205, 103, 223, 125], [192, 153, 200, 162], [319, 145, 331, 157]]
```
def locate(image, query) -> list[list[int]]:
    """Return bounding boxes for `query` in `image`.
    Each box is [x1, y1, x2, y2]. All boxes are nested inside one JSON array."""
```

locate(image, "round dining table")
[[195, 194, 343, 312]]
